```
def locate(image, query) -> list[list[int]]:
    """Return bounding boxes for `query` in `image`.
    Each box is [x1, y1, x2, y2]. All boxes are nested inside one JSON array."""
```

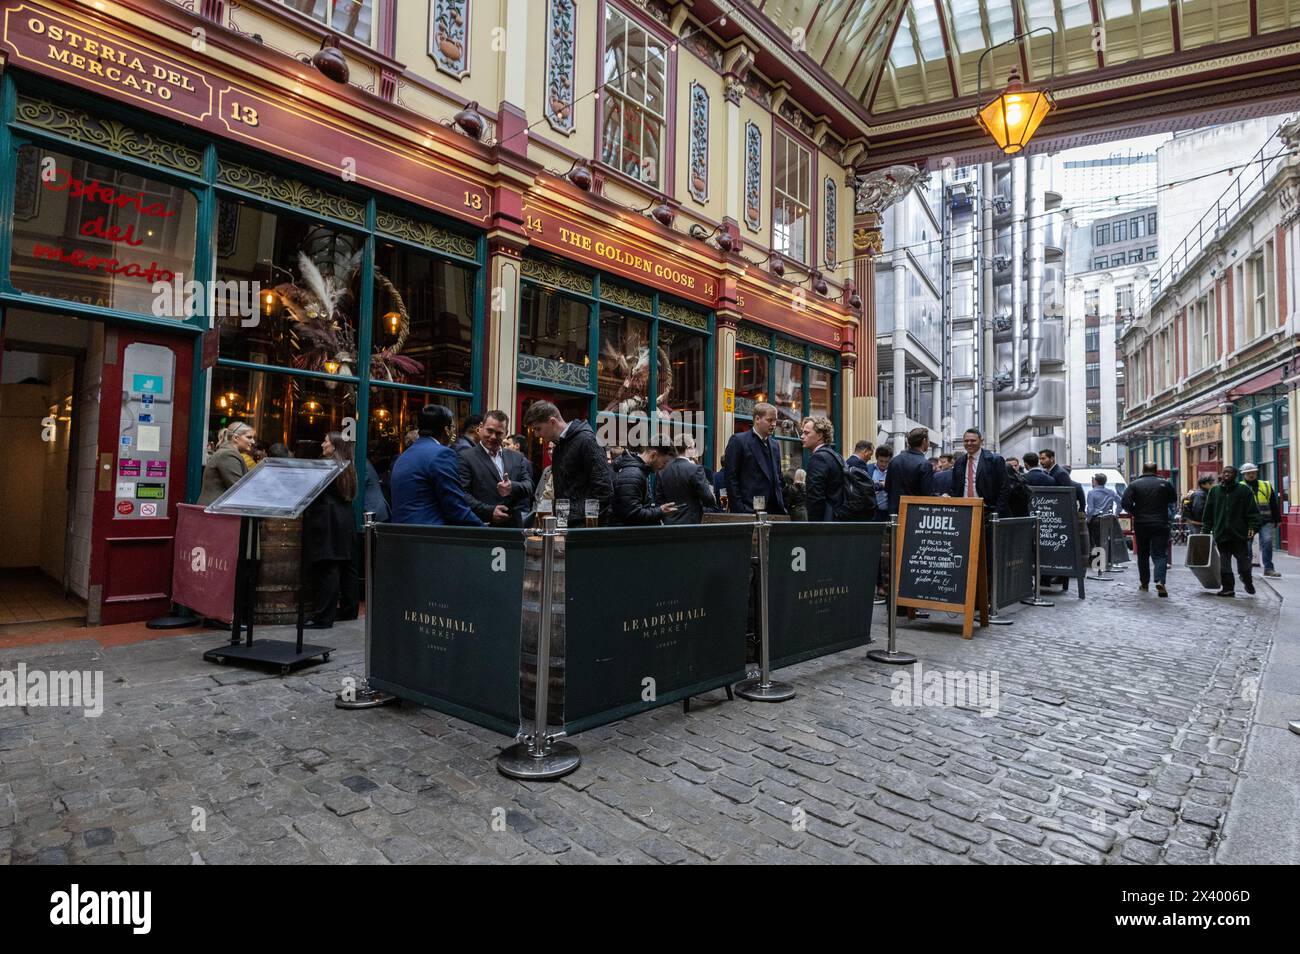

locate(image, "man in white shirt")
[[456, 409, 535, 527]]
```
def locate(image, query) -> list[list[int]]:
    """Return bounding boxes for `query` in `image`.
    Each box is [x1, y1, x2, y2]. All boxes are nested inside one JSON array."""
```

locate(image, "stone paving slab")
[[0, 561, 1282, 864]]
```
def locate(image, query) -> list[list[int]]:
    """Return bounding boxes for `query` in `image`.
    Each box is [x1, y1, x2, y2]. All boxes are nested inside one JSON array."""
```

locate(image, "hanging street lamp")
[[975, 29, 1057, 156]]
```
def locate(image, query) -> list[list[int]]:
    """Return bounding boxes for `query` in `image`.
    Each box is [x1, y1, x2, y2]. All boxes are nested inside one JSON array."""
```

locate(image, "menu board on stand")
[[894, 496, 987, 639]]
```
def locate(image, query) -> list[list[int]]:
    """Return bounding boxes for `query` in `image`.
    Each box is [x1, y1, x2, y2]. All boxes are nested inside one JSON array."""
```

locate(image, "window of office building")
[[1131, 217, 1145, 238], [1086, 362, 1100, 388], [1148, 212, 1157, 234], [1093, 258, 1107, 270], [1085, 329, 1099, 353], [1095, 223, 1110, 245], [1114, 221, 1127, 241], [1146, 246, 1158, 260], [1111, 254, 1125, 267], [1128, 250, 1143, 264]]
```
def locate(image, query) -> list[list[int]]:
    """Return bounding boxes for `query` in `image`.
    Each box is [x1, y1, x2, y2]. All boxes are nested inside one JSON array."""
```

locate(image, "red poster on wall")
[[171, 504, 241, 623]]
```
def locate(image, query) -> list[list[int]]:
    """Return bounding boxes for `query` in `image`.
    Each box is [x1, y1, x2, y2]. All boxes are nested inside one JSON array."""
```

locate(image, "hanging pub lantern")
[[976, 69, 1055, 155], [975, 28, 1057, 156]]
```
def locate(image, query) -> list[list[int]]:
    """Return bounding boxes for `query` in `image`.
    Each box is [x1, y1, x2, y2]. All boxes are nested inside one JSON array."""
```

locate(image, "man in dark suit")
[[846, 440, 873, 474], [1020, 451, 1056, 487], [457, 409, 535, 527], [723, 402, 787, 514], [930, 453, 955, 495], [1040, 448, 1086, 512], [885, 427, 934, 514], [952, 428, 1010, 516]]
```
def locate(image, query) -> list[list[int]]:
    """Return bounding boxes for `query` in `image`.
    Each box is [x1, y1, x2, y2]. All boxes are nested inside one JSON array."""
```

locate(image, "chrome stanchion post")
[[987, 512, 1013, 625], [498, 516, 581, 779], [735, 513, 796, 701], [868, 515, 916, 665], [337, 512, 397, 708], [1022, 514, 1055, 607]]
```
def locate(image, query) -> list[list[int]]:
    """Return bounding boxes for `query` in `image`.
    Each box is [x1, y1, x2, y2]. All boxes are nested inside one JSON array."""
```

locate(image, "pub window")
[[772, 130, 812, 264], [597, 309, 652, 429], [519, 283, 591, 374], [1094, 223, 1110, 245], [9, 144, 198, 318], [600, 4, 668, 188], [281, 0, 375, 46], [209, 365, 357, 461], [373, 241, 475, 393], [214, 198, 362, 371]]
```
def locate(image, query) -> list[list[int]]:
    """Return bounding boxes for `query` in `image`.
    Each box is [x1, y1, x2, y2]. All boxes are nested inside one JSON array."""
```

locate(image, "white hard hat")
[[1240, 462, 1258, 473]]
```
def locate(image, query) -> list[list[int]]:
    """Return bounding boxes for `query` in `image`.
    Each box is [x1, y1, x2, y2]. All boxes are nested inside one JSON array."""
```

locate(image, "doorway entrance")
[[0, 309, 194, 628]]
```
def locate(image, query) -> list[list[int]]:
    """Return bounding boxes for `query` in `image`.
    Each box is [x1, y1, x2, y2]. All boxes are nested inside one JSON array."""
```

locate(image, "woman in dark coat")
[[305, 431, 359, 628], [802, 415, 844, 522]]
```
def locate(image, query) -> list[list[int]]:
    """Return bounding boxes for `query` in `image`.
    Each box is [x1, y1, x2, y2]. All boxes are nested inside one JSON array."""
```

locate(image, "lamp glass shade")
[[977, 84, 1054, 155]]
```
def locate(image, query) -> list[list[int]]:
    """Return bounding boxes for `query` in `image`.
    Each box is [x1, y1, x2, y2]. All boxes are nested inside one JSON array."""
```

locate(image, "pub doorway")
[[0, 311, 91, 630], [516, 388, 593, 490]]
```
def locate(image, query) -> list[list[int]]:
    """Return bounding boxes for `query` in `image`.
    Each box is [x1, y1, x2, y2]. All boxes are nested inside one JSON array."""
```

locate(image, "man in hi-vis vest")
[[1240, 463, 1282, 578]]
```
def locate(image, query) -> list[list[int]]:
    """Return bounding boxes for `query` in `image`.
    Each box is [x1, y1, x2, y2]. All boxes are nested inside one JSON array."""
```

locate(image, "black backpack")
[[1005, 465, 1032, 518], [833, 453, 878, 522]]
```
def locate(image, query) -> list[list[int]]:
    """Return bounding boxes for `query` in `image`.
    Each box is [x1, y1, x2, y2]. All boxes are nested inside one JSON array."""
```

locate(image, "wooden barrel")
[[518, 533, 566, 732], [255, 518, 306, 625]]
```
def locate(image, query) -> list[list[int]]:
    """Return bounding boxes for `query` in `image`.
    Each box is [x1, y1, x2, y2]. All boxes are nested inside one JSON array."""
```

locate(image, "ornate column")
[[719, 48, 753, 253], [485, 231, 527, 418]]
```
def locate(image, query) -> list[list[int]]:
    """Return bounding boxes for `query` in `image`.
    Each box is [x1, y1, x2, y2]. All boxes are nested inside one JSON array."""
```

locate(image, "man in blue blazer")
[[723, 402, 787, 515], [390, 404, 484, 527]]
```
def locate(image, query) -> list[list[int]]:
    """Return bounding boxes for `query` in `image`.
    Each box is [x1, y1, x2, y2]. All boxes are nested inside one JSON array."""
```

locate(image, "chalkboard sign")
[[895, 496, 984, 637], [1029, 486, 1086, 598]]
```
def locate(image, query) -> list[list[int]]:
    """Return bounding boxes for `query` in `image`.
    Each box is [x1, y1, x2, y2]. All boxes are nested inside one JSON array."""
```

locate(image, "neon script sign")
[[33, 167, 181, 283]]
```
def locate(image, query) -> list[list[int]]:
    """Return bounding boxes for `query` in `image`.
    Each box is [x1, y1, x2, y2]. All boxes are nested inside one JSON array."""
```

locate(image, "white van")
[[1066, 467, 1128, 510]]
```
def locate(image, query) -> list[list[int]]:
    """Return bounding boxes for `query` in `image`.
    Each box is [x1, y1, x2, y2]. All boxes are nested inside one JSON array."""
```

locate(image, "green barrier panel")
[[765, 521, 884, 670], [559, 524, 752, 736], [368, 525, 525, 736]]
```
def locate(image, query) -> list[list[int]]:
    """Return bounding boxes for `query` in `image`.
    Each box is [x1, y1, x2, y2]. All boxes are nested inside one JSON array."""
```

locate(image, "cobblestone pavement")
[[0, 561, 1281, 864]]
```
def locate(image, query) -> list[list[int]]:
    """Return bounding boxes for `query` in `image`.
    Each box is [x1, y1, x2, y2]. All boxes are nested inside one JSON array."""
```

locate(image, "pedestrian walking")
[[304, 432, 359, 629], [1240, 463, 1282, 578], [523, 400, 614, 524], [390, 404, 484, 526], [1181, 475, 1215, 532], [884, 427, 934, 515], [1085, 472, 1122, 560], [1119, 462, 1176, 596], [1199, 463, 1261, 597], [198, 421, 254, 505], [722, 402, 787, 514], [951, 428, 1010, 516]]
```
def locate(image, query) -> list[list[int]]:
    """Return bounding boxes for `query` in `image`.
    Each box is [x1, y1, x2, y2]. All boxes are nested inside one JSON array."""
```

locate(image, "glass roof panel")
[[912, 1, 947, 61], [1025, 0, 1057, 31], [890, 15, 917, 67], [951, 0, 987, 53], [1062, 0, 1094, 29]]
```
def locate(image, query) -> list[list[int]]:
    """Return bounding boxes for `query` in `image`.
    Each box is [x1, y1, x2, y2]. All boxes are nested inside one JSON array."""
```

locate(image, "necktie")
[[965, 454, 977, 498]]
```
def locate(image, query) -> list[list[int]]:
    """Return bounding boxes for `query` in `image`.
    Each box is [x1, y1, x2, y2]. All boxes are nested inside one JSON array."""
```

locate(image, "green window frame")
[[517, 254, 715, 466], [732, 323, 840, 470]]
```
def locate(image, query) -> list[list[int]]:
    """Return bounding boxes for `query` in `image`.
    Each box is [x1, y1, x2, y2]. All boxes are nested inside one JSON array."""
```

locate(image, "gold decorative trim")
[[737, 325, 769, 349], [807, 348, 837, 370], [659, 301, 708, 331], [853, 227, 884, 255], [601, 281, 653, 313], [217, 161, 365, 224], [775, 337, 805, 360], [521, 257, 594, 295], [15, 96, 202, 174], [376, 210, 477, 258]]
